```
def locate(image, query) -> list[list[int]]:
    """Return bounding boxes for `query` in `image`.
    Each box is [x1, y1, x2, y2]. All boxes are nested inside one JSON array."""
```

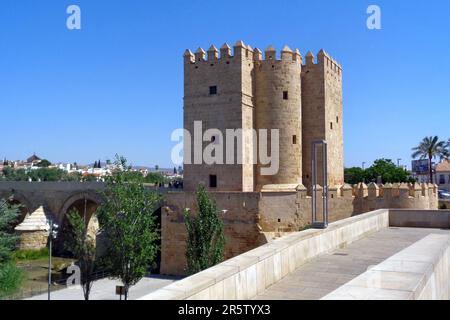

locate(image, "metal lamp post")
[[47, 218, 59, 301], [311, 140, 329, 229]]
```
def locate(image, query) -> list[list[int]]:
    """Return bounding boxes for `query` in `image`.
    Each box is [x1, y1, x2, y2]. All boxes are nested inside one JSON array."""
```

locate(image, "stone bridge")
[[0, 182, 105, 224], [0, 182, 106, 251], [0, 182, 168, 252]]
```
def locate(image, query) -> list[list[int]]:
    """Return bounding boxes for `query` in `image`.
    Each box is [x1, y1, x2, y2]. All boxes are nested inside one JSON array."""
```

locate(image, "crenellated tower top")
[[183, 41, 311, 65]]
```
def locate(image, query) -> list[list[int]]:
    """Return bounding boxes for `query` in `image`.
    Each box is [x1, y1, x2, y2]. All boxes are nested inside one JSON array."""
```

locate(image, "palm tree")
[[446, 139, 450, 159], [411, 136, 448, 183]]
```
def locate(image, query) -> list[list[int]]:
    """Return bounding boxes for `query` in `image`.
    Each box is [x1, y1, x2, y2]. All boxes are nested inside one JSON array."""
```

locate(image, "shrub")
[[299, 224, 312, 232], [0, 262, 24, 298], [184, 185, 225, 275], [12, 248, 49, 261]]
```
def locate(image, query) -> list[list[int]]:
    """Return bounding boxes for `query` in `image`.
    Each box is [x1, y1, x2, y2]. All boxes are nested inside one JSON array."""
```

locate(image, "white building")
[[436, 160, 450, 191]]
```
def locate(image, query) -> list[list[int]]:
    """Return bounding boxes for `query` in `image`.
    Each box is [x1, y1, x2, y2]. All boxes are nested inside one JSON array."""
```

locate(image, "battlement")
[[254, 45, 302, 63], [184, 41, 303, 65], [294, 182, 438, 201], [184, 40, 344, 193], [303, 49, 342, 75], [184, 40, 254, 64], [352, 182, 437, 199]]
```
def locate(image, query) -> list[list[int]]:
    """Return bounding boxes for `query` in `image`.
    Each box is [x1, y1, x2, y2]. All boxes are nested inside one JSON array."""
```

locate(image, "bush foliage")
[[184, 185, 225, 275]]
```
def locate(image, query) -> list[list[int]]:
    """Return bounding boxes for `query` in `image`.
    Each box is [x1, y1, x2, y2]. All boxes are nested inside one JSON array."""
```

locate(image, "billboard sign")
[[412, 159, 430, 174]]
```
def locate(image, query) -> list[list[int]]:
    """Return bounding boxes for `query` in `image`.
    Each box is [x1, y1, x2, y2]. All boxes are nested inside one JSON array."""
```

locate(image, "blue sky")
[[1, 0, 449, 168]]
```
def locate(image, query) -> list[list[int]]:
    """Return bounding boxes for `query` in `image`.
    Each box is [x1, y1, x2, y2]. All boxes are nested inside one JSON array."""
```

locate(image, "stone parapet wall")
[[352, 182, 438, 214], [161, 191, 263, 275], [161, 183, 439, 275], [389, 209, 450, 228], [142, 209, 389, 300], [323, 233, 450, 300], [255, 182, 438, 233]]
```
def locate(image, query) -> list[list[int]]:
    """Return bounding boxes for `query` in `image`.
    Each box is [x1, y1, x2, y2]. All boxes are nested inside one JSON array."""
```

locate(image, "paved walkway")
[[255, 227, 450, 300], [27, 275, 181, 300]]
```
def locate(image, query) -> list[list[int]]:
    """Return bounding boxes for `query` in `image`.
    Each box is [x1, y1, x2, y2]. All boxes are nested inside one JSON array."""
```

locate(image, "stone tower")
[[183, 41, 255, 192], [301, 50, 344, 189], [182, 41, 344, 192], [254, 45, 303, 189]]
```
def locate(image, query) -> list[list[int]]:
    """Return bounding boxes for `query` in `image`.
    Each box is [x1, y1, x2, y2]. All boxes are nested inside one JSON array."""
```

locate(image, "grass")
[[3, 250, 74, 299], [12, 255, 75, 299], [299, 224, 312, 232], [12, 248, 49, 261], [0, 262, 25, 299]]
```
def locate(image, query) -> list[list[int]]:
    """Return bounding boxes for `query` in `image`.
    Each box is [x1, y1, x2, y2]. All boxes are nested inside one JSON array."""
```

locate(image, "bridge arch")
[[55, 192, 104, 255], [59, 192, 103, 222], [6, 191, 32, 225]]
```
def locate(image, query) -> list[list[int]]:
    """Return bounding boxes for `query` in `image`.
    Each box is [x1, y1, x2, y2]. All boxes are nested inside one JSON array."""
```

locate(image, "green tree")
[[36, 159, 51, 168], [0, 200, 19, 264], [345, 159, 414, 185], [365, 159, 413, 184], [65, 208, 97, 301], [31, 168, 66, 181], [444, 139, 450, 159], [344, 167, 366, 185], [82, 174, 98, 182], [412, 136, 448, 183], [1, 167, 15, 181], [0, 200, 23, 298], [184, 185, 225, 275], [96, 156, 160, 300], [63, 172, 82, 182], [144, 172, 166, 185]]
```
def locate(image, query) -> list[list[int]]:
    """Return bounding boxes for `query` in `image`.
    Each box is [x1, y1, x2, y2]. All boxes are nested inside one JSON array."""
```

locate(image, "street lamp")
[[47, 218, 59, 301]]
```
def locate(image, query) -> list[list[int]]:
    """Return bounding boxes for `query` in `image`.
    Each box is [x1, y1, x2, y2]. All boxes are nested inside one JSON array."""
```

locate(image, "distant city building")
[[26, 153, 41, 164], [0, 153, 180, 182], [436, 160, 450, 191]]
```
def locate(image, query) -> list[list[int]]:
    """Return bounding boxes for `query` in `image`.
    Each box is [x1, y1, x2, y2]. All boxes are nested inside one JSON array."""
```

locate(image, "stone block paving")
[[255, 227, 450, 300]]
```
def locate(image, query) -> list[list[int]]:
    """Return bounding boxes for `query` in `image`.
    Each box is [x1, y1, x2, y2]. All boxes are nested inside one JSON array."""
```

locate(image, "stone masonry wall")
[[183, 42, 344, 193], [161, 191, 263, 275], [183, 42, 255, 192], [15, 230, 48, 250], [161, 183, 438, 275], [301, 50, 344, 190], [254, 46, 303, 188]]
